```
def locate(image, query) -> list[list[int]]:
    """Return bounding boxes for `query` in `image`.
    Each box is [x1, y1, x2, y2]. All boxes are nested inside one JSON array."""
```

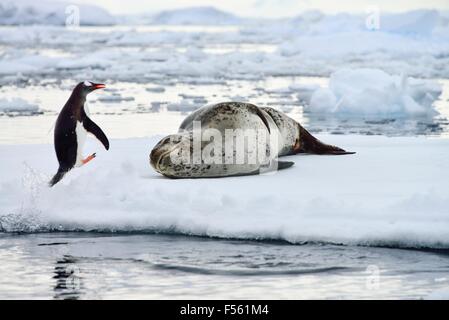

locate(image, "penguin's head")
[[75, 81, 106, 96]]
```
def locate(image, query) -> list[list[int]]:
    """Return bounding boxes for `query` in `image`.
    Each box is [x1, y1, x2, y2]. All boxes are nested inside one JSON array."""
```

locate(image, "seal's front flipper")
[[275, 160, 294, 170], [329, 150, 356, 155], [83, 117, 110, 150], [259, 160, 294, 175]]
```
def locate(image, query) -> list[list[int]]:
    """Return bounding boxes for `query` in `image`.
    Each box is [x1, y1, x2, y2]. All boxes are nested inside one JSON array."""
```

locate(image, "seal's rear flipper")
[[299, 126, 355, 155]]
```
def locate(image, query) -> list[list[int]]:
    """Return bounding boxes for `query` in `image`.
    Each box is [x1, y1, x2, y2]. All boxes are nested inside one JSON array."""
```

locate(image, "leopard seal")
[[150, 102, 354, 178]]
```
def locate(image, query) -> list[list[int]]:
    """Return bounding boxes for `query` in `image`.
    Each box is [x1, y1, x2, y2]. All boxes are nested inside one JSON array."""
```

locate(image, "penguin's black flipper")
[[83, 116, 110, 150]]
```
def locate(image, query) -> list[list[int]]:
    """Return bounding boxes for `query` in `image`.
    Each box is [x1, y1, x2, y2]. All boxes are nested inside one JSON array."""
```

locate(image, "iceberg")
[[304, 68, 442, 116]]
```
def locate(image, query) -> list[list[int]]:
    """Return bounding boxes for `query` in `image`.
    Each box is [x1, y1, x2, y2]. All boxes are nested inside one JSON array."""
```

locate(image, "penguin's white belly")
[[75, 121, 87, 167]]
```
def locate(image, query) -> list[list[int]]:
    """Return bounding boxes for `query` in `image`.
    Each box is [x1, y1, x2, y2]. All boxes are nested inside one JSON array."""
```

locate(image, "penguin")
[[50, 81, 110, 187]]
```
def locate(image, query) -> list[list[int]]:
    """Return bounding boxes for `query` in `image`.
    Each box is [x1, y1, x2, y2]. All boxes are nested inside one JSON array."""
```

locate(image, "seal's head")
[[150, 133, 193, 177]]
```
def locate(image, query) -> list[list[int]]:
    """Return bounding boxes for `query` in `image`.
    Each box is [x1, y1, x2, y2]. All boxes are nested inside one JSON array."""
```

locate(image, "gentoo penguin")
[[50, 81, 110, 187]]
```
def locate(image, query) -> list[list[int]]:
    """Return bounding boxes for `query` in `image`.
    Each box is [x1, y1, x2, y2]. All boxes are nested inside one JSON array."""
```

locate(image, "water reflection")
[[53, 255, 83, 300]]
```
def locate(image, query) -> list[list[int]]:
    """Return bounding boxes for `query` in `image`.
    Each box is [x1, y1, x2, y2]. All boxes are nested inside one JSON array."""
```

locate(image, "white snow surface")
[[304, 69, 442, 116], [0, 0, 115, 26], [1, 135, 449, 249]]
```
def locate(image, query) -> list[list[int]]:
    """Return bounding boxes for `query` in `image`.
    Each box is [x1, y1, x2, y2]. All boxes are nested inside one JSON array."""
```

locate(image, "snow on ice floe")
[[301, 69, 442, 116], [0, 0, 115, 26], [0, 98, 39, 114], [1, 135, 449, 249]]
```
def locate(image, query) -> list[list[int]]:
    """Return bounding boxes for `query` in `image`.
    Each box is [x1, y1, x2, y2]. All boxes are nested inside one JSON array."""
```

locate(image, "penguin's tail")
[[49, 167, 69, 187], [299, 126, 356, 155]]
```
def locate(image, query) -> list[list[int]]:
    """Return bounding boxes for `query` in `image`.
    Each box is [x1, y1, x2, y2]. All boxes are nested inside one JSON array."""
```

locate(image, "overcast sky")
[[56, 0, 449, 17]]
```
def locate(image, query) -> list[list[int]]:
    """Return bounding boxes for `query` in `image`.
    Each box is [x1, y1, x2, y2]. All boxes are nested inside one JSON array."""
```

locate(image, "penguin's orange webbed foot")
[[82, 153, 96, 165]]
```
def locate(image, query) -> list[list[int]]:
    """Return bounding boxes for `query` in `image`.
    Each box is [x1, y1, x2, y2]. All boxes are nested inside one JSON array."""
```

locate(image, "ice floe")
[[1, 135, 449, 249]]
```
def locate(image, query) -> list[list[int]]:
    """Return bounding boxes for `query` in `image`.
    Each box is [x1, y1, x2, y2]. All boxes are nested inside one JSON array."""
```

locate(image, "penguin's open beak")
[[93, 83, 106, 90]]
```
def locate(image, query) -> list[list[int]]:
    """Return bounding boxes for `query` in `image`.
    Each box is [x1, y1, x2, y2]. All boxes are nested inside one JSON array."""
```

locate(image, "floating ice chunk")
[[193, 98, 208, 104], [178, 93, 205, 99], [264, 87, 294, 94], [98, 94, 134, 103], [167, 99, 199, 112], [149, 102, 164, 112], [304, 68, 442, 116], [178, 93, 207, 104], [0, 98, 39, 114], [146, 87, 166, 93]]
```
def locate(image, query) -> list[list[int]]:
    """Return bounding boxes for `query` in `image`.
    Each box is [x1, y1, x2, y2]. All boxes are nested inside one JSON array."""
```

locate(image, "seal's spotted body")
[[150, 102, 354, 179], [261, 106, 301, 156]]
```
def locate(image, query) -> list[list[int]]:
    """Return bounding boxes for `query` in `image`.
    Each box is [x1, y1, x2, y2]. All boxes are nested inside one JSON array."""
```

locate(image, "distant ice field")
[[1, 8, 449, 140], [1, 8, 449, 80]]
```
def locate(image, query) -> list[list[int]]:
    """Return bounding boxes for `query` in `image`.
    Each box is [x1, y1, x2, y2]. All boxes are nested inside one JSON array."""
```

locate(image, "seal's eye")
[[84, 81, 93, 87]]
